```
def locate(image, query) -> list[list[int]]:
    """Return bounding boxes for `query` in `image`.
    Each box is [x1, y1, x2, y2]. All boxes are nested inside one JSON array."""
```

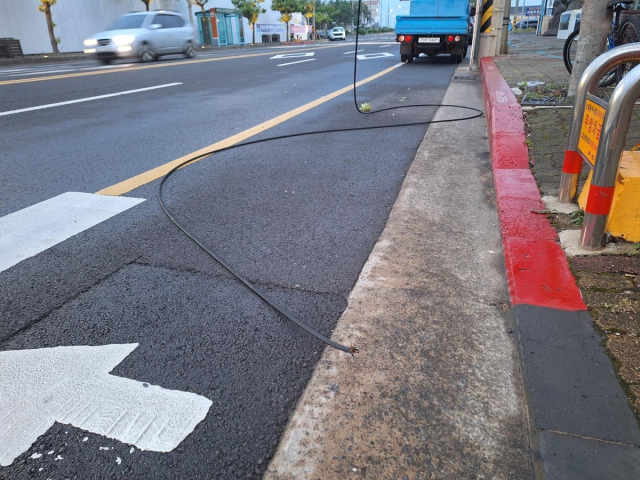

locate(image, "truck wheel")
[[400, 53, 407, 62], [407, 55, 414, 63], [452, 54, 462, 63]]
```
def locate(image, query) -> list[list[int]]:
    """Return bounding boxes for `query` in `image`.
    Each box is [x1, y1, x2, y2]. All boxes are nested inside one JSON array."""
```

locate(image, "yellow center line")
[[0, 45, 348, 87], [96, 62, 404, 197]]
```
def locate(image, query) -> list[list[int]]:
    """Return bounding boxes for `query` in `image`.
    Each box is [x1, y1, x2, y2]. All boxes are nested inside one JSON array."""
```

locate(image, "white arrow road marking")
[[277, 59, 316, 67], [356, 52, 395, 60], [270, 52, 315, 59], [343, 50, 364, 54], [0, 192, 144, 273], [0, 83, 182, 116], [0, 344, 212, 466]]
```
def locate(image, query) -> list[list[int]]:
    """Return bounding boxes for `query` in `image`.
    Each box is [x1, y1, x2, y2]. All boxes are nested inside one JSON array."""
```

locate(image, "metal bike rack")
[[558, 43, 640, 204], [557, 43, 640, 249], [581, 63, 640, 249]]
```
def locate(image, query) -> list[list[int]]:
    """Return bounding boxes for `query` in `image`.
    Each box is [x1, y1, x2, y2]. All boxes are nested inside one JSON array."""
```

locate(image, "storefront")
[[255, 24, 286, 43]]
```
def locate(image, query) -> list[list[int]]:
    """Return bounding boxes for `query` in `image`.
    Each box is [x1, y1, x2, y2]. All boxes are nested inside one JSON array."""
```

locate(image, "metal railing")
[[558, 43, 640, 249]]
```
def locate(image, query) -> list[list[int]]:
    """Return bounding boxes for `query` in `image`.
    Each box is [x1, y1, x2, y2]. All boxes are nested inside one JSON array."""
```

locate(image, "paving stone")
[[631, 385, 640, 416], [608, 336, 640, 384], [575, 271, 636, 291], [572, 256, 640, 275], [595, 310, 640, 336], [582, 291, 639, 314]]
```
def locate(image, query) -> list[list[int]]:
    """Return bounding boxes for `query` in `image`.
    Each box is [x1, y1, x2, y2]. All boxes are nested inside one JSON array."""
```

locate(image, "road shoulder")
[[265, 66, 533, 479]]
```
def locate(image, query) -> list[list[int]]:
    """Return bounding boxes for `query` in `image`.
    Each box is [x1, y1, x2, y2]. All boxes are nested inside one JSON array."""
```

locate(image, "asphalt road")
[[0, 36, 460, 479]]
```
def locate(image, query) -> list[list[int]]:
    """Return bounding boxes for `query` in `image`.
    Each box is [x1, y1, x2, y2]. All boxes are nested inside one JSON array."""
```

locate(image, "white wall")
[[0, 0, 295, 54], [0, 0, 191, 54]]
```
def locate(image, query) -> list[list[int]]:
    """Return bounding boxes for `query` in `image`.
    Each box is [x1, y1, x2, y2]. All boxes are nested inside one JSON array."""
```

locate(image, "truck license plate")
[[418, 37, 439, 43]]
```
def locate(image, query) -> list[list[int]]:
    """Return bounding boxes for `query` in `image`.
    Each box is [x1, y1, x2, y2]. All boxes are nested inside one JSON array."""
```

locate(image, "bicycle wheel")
[[564, 28, 617, 87], [616, 16, 640, 84], [563, 29, 579, 74]]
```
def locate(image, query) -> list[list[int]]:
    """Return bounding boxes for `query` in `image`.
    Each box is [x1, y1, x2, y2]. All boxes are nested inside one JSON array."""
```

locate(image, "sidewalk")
[[266, 66, 533, 479], [487, 32, 640, 478]]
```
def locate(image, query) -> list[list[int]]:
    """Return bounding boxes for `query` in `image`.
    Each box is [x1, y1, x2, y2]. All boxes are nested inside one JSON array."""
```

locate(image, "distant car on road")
[[515, 19, 538, 29], [83, 11, 196, 65], [328, 27, 346, 41]]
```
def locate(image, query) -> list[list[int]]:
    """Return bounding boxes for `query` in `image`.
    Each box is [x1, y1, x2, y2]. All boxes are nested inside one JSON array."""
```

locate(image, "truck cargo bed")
[[395, 15, 469, 35]]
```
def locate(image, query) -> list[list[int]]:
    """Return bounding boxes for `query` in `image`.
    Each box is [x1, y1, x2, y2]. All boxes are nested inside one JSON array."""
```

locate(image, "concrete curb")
[[0, 54, 88, 67], [0, 40, 329, 67], [480, 57, 586, 312], [481, 57, 640, 479]]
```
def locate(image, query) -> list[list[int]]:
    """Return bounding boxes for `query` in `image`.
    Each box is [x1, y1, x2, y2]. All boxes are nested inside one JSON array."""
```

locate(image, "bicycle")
[[563, 0, 640, 87]]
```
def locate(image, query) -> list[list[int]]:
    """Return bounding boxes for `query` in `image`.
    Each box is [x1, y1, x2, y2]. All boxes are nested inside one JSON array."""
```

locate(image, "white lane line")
[[0, 83, 182, 117], [343, 50, 364, 54], [379, 44, 392, 48], [3, 68, 78, 77], [276, 58, 316, 66], [0, 68, 46, 74], [0, 63, 92, 74], [270, 52, 315, 59], [0, 192, 145, 273], [357, 52, 394, 60], [77, 64, 135, 71]]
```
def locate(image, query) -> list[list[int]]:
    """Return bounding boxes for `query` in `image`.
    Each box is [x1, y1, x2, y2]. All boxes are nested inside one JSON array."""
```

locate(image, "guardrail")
[[558, 43, 640, 249]]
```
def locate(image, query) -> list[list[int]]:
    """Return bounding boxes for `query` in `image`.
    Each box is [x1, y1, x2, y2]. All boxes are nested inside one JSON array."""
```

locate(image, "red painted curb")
[[481, 57, 586, 311], [491, 135, 530, 169], [497, 197, 559, 241], [503, 239, 586, 310]]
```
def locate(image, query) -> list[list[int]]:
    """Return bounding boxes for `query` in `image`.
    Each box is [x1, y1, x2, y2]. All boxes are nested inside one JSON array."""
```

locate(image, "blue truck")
[[395, 0, 475, 64]]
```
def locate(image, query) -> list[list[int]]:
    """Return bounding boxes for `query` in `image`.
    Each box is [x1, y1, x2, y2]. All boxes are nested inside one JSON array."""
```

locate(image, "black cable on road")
[[159, 10, 483, 355]]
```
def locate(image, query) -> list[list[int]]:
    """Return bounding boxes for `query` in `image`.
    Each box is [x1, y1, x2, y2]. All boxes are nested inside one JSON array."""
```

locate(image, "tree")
[[359, 3, 371, 27], [232, 0, 266, 44], [315, 2, 336, 28], [568, 0, 612, 96], [140, 0, 180, 12], [333, 0, 353, 27], [189, 0, 211, 43], [271, 0, 301, 40], [38, 0, 60, 55], [189, 0, 209, 13], [304, 0, 314, 27]]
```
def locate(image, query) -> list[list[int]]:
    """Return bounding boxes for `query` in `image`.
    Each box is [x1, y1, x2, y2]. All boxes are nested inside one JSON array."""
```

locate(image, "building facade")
[[0, 0, 295, 55]]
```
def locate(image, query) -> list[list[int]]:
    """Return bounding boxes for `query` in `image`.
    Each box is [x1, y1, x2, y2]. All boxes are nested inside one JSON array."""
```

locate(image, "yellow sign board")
[[578, 98, 606, 166]]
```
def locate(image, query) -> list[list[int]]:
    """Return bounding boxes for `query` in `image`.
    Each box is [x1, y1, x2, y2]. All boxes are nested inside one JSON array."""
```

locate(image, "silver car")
[[84, 11, 196, 64]]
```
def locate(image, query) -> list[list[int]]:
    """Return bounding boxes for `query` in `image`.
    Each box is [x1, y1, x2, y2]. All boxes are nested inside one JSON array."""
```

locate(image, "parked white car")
[[83, 11, 196, 64], [328, 27, 346, 41]]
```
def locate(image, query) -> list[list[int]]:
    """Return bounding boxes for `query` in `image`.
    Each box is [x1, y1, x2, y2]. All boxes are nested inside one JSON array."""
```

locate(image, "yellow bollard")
[[579, 150, 640, 242]]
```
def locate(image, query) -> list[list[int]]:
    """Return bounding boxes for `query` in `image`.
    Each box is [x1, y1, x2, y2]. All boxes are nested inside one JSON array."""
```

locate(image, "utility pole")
[[500, 0, 510, 54], [187, 0, 194, 26], [387, 2, 390, 27]]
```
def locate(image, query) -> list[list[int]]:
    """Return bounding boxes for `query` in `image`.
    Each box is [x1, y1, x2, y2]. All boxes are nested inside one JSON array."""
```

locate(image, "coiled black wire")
[[159, 7, 483, 354]]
